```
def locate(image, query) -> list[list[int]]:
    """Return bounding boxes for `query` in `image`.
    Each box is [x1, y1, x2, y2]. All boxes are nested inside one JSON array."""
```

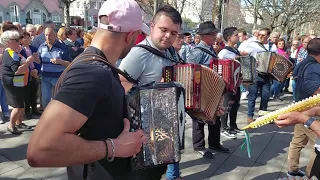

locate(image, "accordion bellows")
[[242, 94, 320, 130], [164, 64, 225, 121], [125, 82, 186, 171]]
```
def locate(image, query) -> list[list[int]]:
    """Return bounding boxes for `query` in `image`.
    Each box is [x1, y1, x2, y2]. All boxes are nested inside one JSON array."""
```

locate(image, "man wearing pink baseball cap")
[[27, 0, 150, 179]]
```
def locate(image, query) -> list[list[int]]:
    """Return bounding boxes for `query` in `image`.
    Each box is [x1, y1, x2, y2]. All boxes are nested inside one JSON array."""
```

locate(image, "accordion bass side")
[[237, 56, 257, 84], [255, 52, 294, 82], [210, 59, 241, 93], [163, 64, 225, 121], [125, 82, 186, 171]]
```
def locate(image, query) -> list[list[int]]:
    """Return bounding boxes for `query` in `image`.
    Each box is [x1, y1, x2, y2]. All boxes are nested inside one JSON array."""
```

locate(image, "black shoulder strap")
[[224, 46, 241, 56], [55, 52, 140, 95], [255, 41, 269, 51], [194, 46, 217, 58], [135, 44, 181, 63]]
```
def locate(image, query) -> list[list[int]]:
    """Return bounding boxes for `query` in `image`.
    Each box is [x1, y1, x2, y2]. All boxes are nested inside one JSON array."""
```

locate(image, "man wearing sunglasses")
[[239, 28, 277, 124]]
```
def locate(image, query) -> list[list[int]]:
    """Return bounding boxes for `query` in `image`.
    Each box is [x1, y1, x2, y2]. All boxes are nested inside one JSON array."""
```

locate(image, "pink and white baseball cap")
[[98, 0, 143, 33]]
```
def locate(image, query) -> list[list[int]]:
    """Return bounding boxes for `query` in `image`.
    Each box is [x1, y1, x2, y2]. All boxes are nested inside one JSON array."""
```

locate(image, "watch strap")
[[304, 117, 316, 129]]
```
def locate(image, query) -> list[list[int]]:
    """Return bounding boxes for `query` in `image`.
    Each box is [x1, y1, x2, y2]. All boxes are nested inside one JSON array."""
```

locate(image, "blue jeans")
[[41, 76, 58, 108], [166, 163, 180, 180], [247, 75, 271, 118], [292, 80, 296, 102], [270, 80, 283, 98], [0, 80, 9, 113]]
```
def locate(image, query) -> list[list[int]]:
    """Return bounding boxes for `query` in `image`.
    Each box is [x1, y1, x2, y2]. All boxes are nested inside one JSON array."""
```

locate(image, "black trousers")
[[310, 149, 320, 178], [192, 117, 221, 151], [24, 77, 39, 114], [220, 87, 241, 130]]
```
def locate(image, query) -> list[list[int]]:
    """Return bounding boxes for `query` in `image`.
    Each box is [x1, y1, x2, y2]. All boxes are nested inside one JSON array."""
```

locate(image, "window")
[[33, 8, 40, 13], [0, 17, 2, 23], [26, 11, 31, 19], [52, 15, 60, 22], [77, 2, 80, 8], [43, 13, 46, 22], [9, 6, 14, 12]]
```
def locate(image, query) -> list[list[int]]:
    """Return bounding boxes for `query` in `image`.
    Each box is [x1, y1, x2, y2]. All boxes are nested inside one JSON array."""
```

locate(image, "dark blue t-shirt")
[[294, 55, 320, 101]]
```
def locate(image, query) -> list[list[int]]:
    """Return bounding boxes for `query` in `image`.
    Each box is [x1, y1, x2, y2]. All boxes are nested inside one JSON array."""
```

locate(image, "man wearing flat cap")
[[186, 21, 230, 159]]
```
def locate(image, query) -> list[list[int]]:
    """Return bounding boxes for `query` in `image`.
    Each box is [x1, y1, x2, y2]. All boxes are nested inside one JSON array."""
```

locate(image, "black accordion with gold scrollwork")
[[125, 82, 186, 171]]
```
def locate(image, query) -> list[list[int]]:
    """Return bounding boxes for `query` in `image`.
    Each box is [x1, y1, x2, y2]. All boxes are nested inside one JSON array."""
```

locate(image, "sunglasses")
[[10, 38, 20, 42], [258, 34, 267, 37]]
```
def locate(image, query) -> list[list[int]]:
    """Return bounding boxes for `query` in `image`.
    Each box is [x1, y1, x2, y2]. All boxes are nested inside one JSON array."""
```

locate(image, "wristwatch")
[[304, 117, 316, 129]]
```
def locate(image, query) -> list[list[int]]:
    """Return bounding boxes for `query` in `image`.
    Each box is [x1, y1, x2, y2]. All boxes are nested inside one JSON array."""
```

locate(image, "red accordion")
[[210, 59, 241, 94], [163, 64, 225, 121]]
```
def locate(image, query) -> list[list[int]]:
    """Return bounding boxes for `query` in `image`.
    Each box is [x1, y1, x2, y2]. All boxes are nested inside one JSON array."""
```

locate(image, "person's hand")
[[26, 56, 35, 64], [30, 69, 39, 78], [50, 58, 62, 64], [297, 57, 303, 63], [275, 112, 310, 128], [72, 47, 78, 51], [302, 106, 320, 117], [113, 118, 146, 158], [32, 52, 39, 59]]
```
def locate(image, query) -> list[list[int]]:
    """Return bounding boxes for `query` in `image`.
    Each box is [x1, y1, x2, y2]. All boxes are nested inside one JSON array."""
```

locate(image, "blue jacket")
[[20, 45, 41, 73]]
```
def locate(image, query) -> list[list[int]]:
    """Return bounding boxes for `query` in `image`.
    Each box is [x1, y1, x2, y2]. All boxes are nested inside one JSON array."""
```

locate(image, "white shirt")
[[218, 46, 238, 59], [290, 48, 298, 58], [238, 40, 249, 52], [243, 41, 277, 56]]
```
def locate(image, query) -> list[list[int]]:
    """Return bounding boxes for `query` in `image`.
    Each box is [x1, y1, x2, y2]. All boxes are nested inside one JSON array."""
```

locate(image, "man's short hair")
[[259, 27, 271, 35], [307, 38, 320, 56], [26, 24, 35, 30], [152, 5, 182, 25], [223, 27, 237, 41], [238, 29, 247, 36]]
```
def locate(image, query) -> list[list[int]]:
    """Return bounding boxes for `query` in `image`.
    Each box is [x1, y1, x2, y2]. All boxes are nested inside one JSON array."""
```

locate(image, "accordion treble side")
[[125, 82, 186, 171], [163, 64, 225, 121]]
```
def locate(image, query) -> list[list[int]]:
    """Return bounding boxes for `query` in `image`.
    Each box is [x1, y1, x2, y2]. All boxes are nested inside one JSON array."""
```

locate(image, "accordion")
[[163, 64, 225, 121], [236, 56, 257, 84], [125, 82, 186, 171], [255, 52, 294, 82], [210, 58, 241, 94]]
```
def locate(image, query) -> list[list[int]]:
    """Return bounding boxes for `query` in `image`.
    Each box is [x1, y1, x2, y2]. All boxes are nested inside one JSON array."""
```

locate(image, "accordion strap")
[[224, 46, 241, 56], [55, 52, 139, 96], [135, 44, 183, 64], [194, 47, 218, 58]]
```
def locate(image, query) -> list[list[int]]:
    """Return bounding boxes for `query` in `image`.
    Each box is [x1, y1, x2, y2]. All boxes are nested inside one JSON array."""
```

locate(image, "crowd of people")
[[0, 0, 319, 179]]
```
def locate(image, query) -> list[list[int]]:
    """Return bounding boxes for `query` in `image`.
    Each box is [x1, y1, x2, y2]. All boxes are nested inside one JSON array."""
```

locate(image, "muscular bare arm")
[[27, 100, 144, 167]]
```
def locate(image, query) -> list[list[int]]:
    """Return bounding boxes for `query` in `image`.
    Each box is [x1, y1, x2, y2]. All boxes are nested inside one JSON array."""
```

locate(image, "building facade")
[[0, 0, 63, 25]]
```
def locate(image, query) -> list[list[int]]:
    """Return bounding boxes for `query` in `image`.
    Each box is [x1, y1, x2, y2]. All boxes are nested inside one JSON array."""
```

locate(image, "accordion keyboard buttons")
[[128, 103, 140, 132]]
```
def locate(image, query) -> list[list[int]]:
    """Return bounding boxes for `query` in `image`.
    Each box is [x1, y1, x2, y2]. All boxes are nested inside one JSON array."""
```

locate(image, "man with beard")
[[187, 21, 230, 159], [119, 5, 183, 180], [27, 0, 148, 179]]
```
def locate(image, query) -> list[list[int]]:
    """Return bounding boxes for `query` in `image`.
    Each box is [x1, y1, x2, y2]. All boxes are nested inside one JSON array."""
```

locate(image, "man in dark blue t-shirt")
[[287, 38, 320, 178]]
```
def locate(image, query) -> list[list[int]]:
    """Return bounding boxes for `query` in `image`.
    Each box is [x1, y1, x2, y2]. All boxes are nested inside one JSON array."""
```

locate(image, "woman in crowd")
[[57, 27, 67, 44], [35, 24, 44, 36], [0, 41, 10, 124], [19, 32, 41, 119], [75, 28, 84, 47], [63, 28, 84, 60], [83, 31, 95, 49], [0, 30, 38, 134], [270, 38, 289, 101]]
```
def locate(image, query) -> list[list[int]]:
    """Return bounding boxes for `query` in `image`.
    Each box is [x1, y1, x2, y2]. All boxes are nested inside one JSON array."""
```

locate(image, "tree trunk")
[[253, 0, 258, 30], [64, 3, 70, 27]]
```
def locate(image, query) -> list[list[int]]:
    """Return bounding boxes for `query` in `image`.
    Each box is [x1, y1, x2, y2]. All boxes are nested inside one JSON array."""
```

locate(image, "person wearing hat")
[[119, 5, 183, 180], [27, 0, 150, 179], [186, 21, 230, 159], [179, 32, 194, 60]]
